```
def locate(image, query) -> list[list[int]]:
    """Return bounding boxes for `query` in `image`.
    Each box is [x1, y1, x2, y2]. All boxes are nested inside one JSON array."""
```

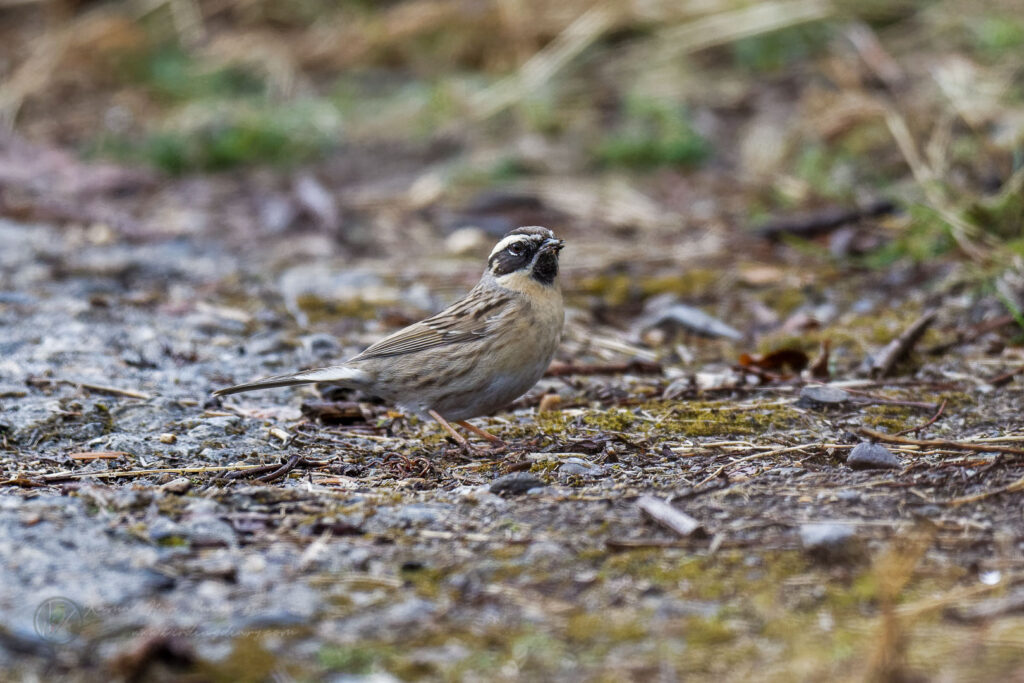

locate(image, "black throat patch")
[[531, 251, 558, 285]]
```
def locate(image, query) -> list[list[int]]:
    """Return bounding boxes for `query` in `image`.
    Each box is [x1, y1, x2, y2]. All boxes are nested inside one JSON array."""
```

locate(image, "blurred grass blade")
[[469, 4, 617, 121]]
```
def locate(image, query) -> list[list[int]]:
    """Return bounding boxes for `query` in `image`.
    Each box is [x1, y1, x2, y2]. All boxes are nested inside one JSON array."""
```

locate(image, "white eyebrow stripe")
[[488, 235, 534, 259]]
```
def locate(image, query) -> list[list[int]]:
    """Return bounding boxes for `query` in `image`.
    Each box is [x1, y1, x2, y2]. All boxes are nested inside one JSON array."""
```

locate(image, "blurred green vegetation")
[[87, 100, 341, 173], [3, 0, 1021, 267], [732, 22, 833, 72], [594, 95, 710, 169], [968, 15, 1024, 57], [126, 47, 266, 102], [861, 205, 957, 268]]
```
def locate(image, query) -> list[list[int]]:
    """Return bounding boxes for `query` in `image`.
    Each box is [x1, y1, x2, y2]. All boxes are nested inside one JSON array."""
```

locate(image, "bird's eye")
[[507, 243, 523, 256]]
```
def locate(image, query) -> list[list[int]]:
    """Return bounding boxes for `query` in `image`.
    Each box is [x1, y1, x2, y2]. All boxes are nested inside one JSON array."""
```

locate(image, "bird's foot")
[[429, 411, 509, 456], [456, 420, 505, 447]]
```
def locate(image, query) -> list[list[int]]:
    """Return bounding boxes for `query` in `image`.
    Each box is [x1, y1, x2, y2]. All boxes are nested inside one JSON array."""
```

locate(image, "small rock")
[[394, 504, 446, 526], [180, 514, 238, 548], [183, 551, 237, 580], [160, 477, 192, 494], [800, 522, 860, 563], [772, 467, 805, 478], [797, 384, 851, 408], [302, 333, 342, 357], [148, 516, 186, 544], [489, 472, 545, 495], [247, 334, 297, 356], [158, 433, 177, 444], [445, 227, 488, 255], [847, 442, 901, 470], [558, 458, 602, 478], [694, 368, 742, 391]]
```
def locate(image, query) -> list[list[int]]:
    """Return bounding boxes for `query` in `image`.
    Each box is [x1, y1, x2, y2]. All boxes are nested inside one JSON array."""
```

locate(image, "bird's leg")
[[427, 409, 471, 452], [456, 420, 505, 446]]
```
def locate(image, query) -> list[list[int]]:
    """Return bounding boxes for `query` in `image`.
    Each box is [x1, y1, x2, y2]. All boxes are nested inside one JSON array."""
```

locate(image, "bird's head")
[[486, 226, 564, 289]]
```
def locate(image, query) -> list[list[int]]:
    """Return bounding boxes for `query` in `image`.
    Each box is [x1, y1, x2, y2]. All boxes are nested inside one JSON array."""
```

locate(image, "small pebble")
[[800, 522, 862, 563], [847, 442, 901, 470], [158, 433, 177, 444], [773, 467, 805, 478], [445, 227, 488, 255], [797, 384, 851, 408], [558, 458, 602, 477], [160, 477, 192, 494], [490, 472, 545, 495]]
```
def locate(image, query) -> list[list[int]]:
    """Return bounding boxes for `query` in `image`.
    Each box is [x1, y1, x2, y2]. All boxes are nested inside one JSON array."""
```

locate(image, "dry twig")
[[16, 463, 277, 483], [871, 309, 938, 378], [893, 399, 947, 437], [859, 427, 1024, 458], [637, 495, 706, 538], [940, 474, 1024, 507], [989, 365, 1024, 387], [255, 454, 304, 484]]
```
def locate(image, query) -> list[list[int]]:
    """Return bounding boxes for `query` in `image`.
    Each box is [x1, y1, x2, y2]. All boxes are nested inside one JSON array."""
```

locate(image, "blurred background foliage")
[[0, 0, 1022, 270]]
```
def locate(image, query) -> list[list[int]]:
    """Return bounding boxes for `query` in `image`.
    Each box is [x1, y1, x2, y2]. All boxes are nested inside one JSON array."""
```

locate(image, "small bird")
[[214, 226, 565, 451]]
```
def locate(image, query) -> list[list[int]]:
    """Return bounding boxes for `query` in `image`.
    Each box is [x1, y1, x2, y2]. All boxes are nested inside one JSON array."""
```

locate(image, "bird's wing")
[[350, 288, 513, 361]]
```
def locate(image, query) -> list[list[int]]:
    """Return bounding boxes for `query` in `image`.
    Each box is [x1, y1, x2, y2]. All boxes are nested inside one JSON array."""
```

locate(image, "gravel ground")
[[2, 214, 1023, 681]]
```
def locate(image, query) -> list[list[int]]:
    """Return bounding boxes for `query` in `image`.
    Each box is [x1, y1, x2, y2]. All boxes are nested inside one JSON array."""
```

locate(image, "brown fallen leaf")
[[738, 348, 809, 373]]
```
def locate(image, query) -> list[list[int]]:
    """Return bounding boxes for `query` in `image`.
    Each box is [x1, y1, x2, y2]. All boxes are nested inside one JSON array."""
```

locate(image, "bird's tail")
[[213, 365, 370, 396]]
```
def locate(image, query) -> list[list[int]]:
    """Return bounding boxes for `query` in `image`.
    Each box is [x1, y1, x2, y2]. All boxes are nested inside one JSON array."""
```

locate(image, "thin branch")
[[17, 463, 277, 484], [858, 427, 1024, 457], [893, 399, 947, 437]]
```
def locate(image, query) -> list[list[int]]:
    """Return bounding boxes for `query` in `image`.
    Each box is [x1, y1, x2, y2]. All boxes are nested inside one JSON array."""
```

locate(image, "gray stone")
[[490, 472, 545, 495], [797, 384, 851, 408], [558, 457, 602, 477], [800, 522, 861, 563], [772, 467, 805, 478], [247, 334, 297, 356], [302, 333, 342, 357], [847, 442, 901, 470], [179, 511, 238, 548], [160, 477, 192, 494], [147, 516, 186, 543], [393, 504, 450, 526]]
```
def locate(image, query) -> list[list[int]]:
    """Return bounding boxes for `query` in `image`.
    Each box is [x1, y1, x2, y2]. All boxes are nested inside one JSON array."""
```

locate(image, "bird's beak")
[[541, 237, 565, 253]]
